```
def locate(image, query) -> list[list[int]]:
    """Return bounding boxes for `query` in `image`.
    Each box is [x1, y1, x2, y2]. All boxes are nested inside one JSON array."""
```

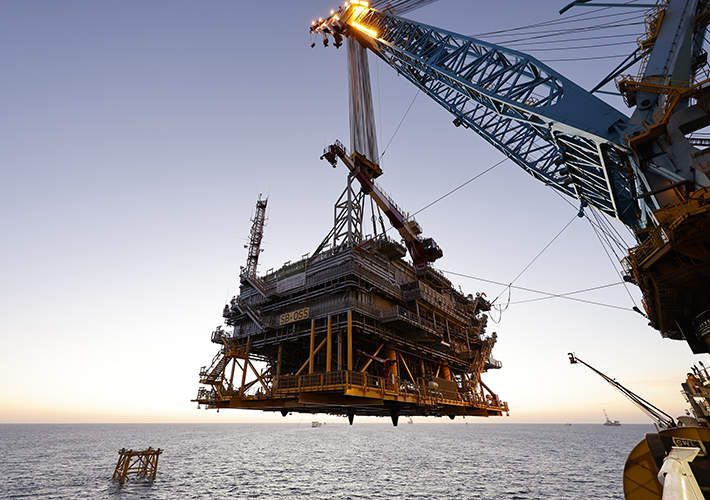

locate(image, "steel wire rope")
[[368, 156, 632, 314], [543, 53, 643, 61], [488, 19, 646, 46], [440, 268, 632, 311], [502, 32, 639, 47], [380, 90, 420, 158], [371, 0, 439, 14], [374, 157, 507, 240], [489, 213, 579, 317], [520, 40, 639, 52], [410, 158, 507, 217], [587, 209, 628, 260], [368, 155, 632, 314], [547, 187, 640, 308], [508, 282, 626, 305], [482, 15, 645, 43], [470, 2, 643, 39], [547, 186, 630, 256], [590, 206, 634, 256], [478, 11, 645, 48], [585, 209, 641, 308], [472, 11, 645, 43]]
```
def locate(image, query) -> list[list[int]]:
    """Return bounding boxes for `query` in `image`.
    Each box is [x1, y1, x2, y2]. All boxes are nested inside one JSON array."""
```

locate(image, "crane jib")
[[312, 4, 647, 231]]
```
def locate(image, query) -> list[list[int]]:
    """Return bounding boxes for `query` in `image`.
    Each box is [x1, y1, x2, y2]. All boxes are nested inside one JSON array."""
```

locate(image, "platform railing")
[[274, 370, 478, 408]]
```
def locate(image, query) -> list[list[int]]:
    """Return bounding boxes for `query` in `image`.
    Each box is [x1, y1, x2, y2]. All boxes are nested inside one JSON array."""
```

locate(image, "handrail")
[[273, 369, 507, 411]]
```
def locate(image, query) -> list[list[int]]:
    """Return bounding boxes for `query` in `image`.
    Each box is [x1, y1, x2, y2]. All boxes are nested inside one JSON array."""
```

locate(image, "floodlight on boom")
[[352, 22, 377, 38]]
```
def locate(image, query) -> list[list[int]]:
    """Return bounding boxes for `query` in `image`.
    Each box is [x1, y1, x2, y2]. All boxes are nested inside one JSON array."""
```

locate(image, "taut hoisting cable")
[[493, 20, 645, 48], [548, 188, 640, 309], [586, 209, 640, 308], [380, 90, 419, 158], [520, 40, 638, 51], [544, 53, 642, 61], [370, 156, 506, 241], [468, 2, 646, 68], [509, 32, 639, 46], [372, 155, 631, 314], [472, 12, 644, 43], [411, 157, 507, 217], [471, 1, 645, 39], [491, 213, 579, 308]]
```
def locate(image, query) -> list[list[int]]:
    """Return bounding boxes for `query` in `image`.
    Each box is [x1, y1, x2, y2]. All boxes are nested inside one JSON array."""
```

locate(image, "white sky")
[[1, 0, 706, 425]]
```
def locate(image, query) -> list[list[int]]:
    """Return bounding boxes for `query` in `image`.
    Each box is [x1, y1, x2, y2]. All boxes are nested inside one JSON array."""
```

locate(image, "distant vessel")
[[407, 417, 413, 425], [603, 409, 620, 426], [311, 421, 323, 428], [565, 423, 572, 426]]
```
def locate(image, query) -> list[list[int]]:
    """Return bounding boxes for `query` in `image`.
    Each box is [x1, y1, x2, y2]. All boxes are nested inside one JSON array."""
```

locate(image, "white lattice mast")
[[243, 195, 268, 278]]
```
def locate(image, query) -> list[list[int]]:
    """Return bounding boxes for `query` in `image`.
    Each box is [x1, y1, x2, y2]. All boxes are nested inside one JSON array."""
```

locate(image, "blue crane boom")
[[313, 2, 645, 230], [312, 0, 710, 354]]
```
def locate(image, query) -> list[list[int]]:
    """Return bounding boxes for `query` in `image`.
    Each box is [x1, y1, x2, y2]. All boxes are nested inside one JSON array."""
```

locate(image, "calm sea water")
[[0, 422, 654, 499]]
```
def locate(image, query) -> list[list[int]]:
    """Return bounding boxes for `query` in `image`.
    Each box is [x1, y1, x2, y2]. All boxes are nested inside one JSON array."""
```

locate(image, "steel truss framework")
[[314, 7, 647, 228], [195, 236, 509, 424], [113, 448, 162, 483]]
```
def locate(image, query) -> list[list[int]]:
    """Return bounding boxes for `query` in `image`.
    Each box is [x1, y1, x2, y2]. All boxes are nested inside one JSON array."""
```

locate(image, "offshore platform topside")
[[194, 144, 508, 425]]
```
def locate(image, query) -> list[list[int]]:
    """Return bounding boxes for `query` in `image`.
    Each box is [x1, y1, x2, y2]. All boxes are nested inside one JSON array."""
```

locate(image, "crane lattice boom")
[[312, 3, 645, 229], [312, 0, 710, 354]]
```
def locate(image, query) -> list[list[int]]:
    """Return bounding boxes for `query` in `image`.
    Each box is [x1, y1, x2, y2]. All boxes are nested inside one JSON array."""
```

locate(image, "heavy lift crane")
[[320, 140, 443, 272], [312, 0, 710, 354]]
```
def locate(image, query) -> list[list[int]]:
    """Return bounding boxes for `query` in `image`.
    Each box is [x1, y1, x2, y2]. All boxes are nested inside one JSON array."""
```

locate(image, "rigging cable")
[[366, 156, 634, 316], [373, 157, 506, 240], [369, 156, 631, 315], [491, 213, 579, 309], [519, 40, 639, 52], [543, 53, 642, 61], [470, 1, 644, 39], [371, 0, 439, 14], [503, 32, 639, 47], [411, 157, 507, 217], [491, 19, 646, 46], [509, 282, 626, 305], [586, 209, 640, 308], [487, 13, 645, 40], [380, 90, 420, 158], [441, 268, 631, 311], [548, 188, 640, 308]]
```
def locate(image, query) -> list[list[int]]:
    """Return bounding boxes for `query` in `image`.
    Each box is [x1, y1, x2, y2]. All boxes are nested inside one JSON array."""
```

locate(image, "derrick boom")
[[321, 140, 442, 271]]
